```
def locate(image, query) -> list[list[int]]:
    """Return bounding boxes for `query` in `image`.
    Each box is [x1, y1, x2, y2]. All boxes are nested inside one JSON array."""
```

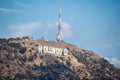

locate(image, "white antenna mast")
[[56, 0, 63, 41]]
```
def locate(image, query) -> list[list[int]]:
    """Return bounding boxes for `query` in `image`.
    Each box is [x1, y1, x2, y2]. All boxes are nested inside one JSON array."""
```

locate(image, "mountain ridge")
[[0, 37, 120, 80]]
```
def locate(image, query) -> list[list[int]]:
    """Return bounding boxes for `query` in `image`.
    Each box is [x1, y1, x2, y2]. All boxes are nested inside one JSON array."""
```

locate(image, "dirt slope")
[[0, 37, 120, 80]]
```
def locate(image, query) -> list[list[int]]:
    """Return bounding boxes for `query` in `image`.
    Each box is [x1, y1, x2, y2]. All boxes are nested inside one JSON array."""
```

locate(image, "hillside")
[[0, 37, 120, 80]]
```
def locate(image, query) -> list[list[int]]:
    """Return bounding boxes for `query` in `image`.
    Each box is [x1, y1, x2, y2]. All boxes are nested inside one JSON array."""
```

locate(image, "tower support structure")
[[56, 0, 63, 41]]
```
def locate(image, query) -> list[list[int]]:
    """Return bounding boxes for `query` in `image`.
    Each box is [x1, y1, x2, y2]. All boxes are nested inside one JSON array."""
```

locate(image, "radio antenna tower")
[[56, 0, 63, 41]]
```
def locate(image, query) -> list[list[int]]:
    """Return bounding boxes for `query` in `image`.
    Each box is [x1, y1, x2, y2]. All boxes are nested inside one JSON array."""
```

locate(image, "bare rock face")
[[0, 37, 120, 80]]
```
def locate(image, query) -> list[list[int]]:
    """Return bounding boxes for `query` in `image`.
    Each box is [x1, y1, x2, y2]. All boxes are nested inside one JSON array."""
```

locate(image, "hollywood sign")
[[38, 45, 68, 56]]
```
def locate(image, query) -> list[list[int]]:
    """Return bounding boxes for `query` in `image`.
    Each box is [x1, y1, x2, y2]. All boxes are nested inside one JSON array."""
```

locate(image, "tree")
[[19, 47, 26, 54]]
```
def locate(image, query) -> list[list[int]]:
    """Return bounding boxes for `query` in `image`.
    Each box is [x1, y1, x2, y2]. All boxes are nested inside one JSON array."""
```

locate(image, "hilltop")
[[0, 37, 120, 80]]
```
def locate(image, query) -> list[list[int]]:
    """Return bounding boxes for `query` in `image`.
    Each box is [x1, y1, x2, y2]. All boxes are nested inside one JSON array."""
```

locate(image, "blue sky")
[[0, 0, 120, 68]]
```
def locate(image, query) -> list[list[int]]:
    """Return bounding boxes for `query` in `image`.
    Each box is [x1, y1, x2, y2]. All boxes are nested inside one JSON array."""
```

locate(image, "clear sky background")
[[0, 0, 120, 68]]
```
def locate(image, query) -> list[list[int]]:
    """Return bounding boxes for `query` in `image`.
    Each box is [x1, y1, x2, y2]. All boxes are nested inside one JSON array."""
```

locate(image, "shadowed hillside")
[[0, 37, 120, 80]]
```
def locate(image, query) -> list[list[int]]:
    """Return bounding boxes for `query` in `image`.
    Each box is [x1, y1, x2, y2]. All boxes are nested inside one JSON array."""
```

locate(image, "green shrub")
[[19, 47, 26, 54]]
